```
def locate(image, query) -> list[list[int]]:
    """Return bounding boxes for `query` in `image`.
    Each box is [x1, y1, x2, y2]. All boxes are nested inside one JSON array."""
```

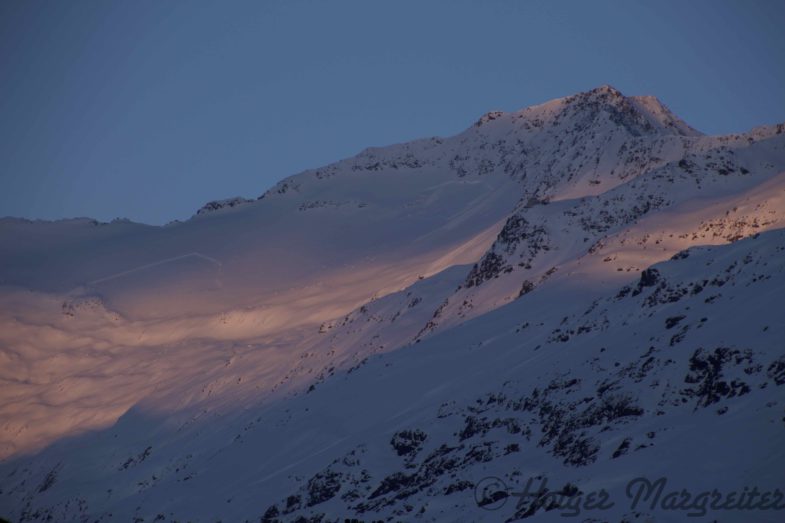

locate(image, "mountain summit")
[[474, 84, 701, 138]]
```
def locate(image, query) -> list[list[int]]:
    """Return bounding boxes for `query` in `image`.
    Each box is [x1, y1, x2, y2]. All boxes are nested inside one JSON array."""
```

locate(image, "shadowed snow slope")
[[0, 86, 784, 522]]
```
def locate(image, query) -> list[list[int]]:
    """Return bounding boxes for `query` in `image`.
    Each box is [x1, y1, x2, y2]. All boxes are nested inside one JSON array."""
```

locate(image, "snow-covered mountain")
[[0, 86, 783, 522]]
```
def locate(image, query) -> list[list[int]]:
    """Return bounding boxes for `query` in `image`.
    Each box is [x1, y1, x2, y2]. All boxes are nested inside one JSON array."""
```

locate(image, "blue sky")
[[1, 0, 784, 224]]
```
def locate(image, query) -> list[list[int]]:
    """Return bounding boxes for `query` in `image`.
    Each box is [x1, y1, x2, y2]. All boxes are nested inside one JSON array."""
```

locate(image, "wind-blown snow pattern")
[[1, 86, 784, 522]]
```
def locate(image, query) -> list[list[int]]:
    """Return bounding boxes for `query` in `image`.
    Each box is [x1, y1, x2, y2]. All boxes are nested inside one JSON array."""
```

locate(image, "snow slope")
[[0, 86, 783, 522]]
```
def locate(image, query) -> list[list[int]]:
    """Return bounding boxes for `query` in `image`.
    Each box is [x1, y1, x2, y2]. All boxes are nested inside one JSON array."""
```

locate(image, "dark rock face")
[[465, 252, 509, 288], [518, 280, 535, 297], [682, 348, 753, 408], [390, 429, 428, 457], [307, 470, 343, 507], [633, 268, 660, 295], [768, 357, 785, 386], [195, 197, 254, 216]]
